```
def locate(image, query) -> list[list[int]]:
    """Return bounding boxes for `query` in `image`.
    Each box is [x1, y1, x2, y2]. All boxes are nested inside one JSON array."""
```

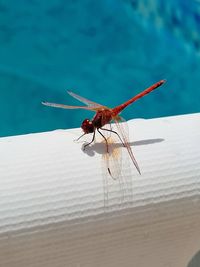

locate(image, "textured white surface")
[[0, 113, 200, 267]]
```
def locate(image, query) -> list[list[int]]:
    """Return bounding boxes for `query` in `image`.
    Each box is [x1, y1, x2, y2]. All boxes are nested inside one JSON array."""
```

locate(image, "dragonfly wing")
[[113, 116, 141, 175], [101, 125, 133, 208], [67, 91, 104, 107], [101, 133, 122, 208], [42, 101, 98, 111], [102, 135, 122, 180]]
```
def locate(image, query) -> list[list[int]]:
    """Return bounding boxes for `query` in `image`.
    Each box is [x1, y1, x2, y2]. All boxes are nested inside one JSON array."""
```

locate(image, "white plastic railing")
[[0, 113, 199, 267]]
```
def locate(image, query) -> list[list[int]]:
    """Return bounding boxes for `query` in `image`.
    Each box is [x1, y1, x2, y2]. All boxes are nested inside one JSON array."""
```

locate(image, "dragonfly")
[[42, 80, 166, 177]]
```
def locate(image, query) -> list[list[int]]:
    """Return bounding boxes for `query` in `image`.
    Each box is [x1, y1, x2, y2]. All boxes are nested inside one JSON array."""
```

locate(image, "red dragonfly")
[[42, 80, 165, 176]]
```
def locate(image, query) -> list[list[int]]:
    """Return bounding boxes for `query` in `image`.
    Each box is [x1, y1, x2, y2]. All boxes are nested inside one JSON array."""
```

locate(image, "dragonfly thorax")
[[81, 119, 95, 134]]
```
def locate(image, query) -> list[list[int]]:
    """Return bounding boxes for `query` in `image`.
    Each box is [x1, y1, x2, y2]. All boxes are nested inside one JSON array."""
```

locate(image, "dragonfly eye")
[[81, 119, 94, 134]]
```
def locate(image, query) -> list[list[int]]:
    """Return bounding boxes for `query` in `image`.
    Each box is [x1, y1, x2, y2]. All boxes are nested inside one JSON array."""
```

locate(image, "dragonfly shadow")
[[132, 138, 164, 146], [82, 138, 164, 157], [81, 142, 108, 157]]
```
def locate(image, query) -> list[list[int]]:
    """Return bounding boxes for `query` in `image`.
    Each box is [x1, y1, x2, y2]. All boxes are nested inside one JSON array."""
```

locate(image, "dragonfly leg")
[[83, 131, 95, 150], [97, 128, 109, 153], [100, 127, 125, 147], [75, 133, 86, 142]]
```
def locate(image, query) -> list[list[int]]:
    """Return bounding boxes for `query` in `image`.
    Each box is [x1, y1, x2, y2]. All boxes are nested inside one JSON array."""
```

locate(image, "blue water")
[[0, 0, 200, 137]]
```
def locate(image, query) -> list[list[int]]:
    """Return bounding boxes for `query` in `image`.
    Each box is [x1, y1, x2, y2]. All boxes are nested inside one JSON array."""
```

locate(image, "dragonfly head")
[[81, 119, 95, 134]]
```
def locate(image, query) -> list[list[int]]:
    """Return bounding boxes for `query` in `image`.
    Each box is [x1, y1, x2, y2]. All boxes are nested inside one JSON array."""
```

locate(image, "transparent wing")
[[42, 101, 99, 111], [101, 124, 133, 210], [99, 112, 122, 179], [42, 91, 106, 111], [102, 135, 122, 180], [113, 116, 141, 175], [101, 132, 123, 209], [67, 91, 104, 107]]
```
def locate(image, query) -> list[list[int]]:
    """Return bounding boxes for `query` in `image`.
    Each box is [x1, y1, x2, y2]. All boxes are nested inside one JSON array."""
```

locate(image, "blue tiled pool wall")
[[0, 0, 200, 137]]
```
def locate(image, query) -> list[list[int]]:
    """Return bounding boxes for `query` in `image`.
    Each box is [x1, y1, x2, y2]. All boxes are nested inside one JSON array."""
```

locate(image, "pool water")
[[0, 0, 200, 137]]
